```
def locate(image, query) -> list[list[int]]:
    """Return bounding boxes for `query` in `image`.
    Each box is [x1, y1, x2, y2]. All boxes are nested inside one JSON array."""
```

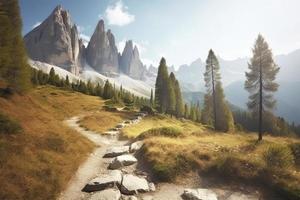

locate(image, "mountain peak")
[[96, 19, 105, 32]]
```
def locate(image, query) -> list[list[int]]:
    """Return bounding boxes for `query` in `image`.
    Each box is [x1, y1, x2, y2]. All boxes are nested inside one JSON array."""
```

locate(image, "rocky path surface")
[[58, 113, 261, 200]]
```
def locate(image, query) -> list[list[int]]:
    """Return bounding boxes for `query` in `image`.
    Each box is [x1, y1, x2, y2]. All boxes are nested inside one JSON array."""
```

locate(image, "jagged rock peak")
[[120, 40, 146, 80], [24, 5, 84, 75], [86, 19, 119, 74]]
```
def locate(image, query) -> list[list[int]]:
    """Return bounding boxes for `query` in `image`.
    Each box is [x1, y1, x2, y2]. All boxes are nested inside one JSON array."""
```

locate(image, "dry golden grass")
[[126, 114, 300, 198], [122, 114, 204, 138], [79, 110, 135, 134], [0, 86, 104, 200]]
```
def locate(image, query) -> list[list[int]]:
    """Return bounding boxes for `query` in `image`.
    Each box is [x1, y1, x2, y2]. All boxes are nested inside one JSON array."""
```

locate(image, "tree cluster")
[[155, 58, 184, 118], [31, 67, 151, 108]]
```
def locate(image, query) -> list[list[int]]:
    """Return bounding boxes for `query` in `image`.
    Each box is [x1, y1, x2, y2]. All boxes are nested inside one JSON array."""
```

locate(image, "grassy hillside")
[[124, 114, 300, 199], [0, 86, 104, 199]]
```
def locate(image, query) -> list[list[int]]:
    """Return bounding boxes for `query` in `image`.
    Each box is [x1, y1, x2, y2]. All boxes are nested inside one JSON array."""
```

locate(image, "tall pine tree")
[[167, 72, 176, 116], [0, 0, 31, 92], [174, 80, 184, 117], [155, 58, 169, 113], [245, 34, 280, 141]]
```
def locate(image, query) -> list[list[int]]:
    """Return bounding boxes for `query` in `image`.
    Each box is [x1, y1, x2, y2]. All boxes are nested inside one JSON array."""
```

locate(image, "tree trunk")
[[258, 56, 263, 141]]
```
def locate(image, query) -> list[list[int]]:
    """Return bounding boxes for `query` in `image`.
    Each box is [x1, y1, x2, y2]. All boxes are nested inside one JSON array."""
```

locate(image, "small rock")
[[109, 154, 138, 169], [120, 174, 150, 195], [116, 124, 125, 129], [82, 170, 122, 192], [130, 141, 144, 153], [148, 182, 156, 192], [182, 188, 218, 200], [141, 195, 153, 200], [227, 192, 259, 200], [124, 121, 131, 124], [103, 131, 119, 136], [103, 146, 130, 158], [121, 195, 138, 200], [89, 188, 121, 200]]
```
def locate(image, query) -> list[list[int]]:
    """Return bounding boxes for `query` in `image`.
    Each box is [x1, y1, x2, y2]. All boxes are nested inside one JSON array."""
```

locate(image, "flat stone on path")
[[89, 188, 121, 200], [226, 192, 259, 200], [82, 170, 122, 192], [109, 154, 138, 169], [182, 188, 218, 200], [129, 141, 144, 153], [120, 174, 150, 195], [103, 146, 130, 158]]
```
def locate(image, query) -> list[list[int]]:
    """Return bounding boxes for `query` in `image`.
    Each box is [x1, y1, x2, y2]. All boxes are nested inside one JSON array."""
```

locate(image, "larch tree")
[[150, 89, 154, 107], [155, 57, 169, 113], [203, 49, 221, 129], [245, 34, 280, 141]]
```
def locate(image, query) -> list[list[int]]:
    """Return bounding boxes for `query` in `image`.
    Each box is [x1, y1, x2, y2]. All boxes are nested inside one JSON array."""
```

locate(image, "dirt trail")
[[58, 116, 126, 200], [58, 115, 261, 200]]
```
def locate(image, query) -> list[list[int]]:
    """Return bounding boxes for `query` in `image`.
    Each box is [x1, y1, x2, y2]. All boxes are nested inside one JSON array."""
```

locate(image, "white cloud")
[[105, 1, 135, 26], [32, 21, 41, 29]]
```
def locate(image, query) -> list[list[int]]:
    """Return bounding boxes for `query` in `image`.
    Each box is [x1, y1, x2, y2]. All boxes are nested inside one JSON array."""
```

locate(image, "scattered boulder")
[[103, 146, 130, 158], [109, 154, 138, 169], [182, 189, 218, 200], [89, 188, 121, 200], [130, 141, 144, 153], [120, 174, 150, 195], [82, 170, 122, 192], [148, 182, 156, 192]]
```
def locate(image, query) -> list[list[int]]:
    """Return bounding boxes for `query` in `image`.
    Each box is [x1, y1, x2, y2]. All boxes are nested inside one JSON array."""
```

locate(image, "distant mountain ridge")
[[24, 5, 149, 81]]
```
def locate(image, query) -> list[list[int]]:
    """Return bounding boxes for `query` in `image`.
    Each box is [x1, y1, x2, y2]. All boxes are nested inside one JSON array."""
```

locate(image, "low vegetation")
[[79, 110, 135, 134], [0, 86, 104, 200], [0, 112, 22, 135], [124, 114, 300, 199]]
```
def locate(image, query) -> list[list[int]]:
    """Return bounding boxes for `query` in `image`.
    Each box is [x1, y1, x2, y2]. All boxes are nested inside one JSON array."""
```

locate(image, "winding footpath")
[[58, 113, 261, 200]]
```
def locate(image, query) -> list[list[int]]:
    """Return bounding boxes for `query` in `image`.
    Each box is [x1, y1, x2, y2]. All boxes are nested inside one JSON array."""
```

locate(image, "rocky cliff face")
[[24, 5, 149, 80], [24, 5, 84, 75], [120, 40, 146, 80], [86, 20, 119, 74]]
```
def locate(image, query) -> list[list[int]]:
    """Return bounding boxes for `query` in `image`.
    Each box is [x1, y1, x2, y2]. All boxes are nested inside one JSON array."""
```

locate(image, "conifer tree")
[[184, 103, 189, 119], [203, 49, 233, 131], [150, 89, 154, 107], [0, 0, 31, 92], [103, 80, 113, 99], [245, 34, 280, 140], [167, 72, 176, 116], [48, 67, 56, 85], [174, 80, 184, 117], [65, 75, 70, 87], [155, 57, 169, 113]]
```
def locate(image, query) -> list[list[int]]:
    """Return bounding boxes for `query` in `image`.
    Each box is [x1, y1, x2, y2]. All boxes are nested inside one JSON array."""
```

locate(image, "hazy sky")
[[20, 0, 300, 68]]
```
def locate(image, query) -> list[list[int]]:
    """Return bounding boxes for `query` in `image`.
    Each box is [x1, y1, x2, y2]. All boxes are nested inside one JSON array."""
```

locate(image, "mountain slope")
[[30, 60, 152, 98]]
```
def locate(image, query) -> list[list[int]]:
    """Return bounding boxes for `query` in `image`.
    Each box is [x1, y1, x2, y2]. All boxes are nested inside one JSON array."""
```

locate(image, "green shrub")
[[289, 143, 300, 166], [138, 127, 183, 139], [0, 113, 22, 134], [152, 163, 173, 181], [263, 144, 294, 169]]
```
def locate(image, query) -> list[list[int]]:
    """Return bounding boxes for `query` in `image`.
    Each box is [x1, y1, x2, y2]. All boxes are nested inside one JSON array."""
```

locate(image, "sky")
[[20, 0, 300, 68]]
